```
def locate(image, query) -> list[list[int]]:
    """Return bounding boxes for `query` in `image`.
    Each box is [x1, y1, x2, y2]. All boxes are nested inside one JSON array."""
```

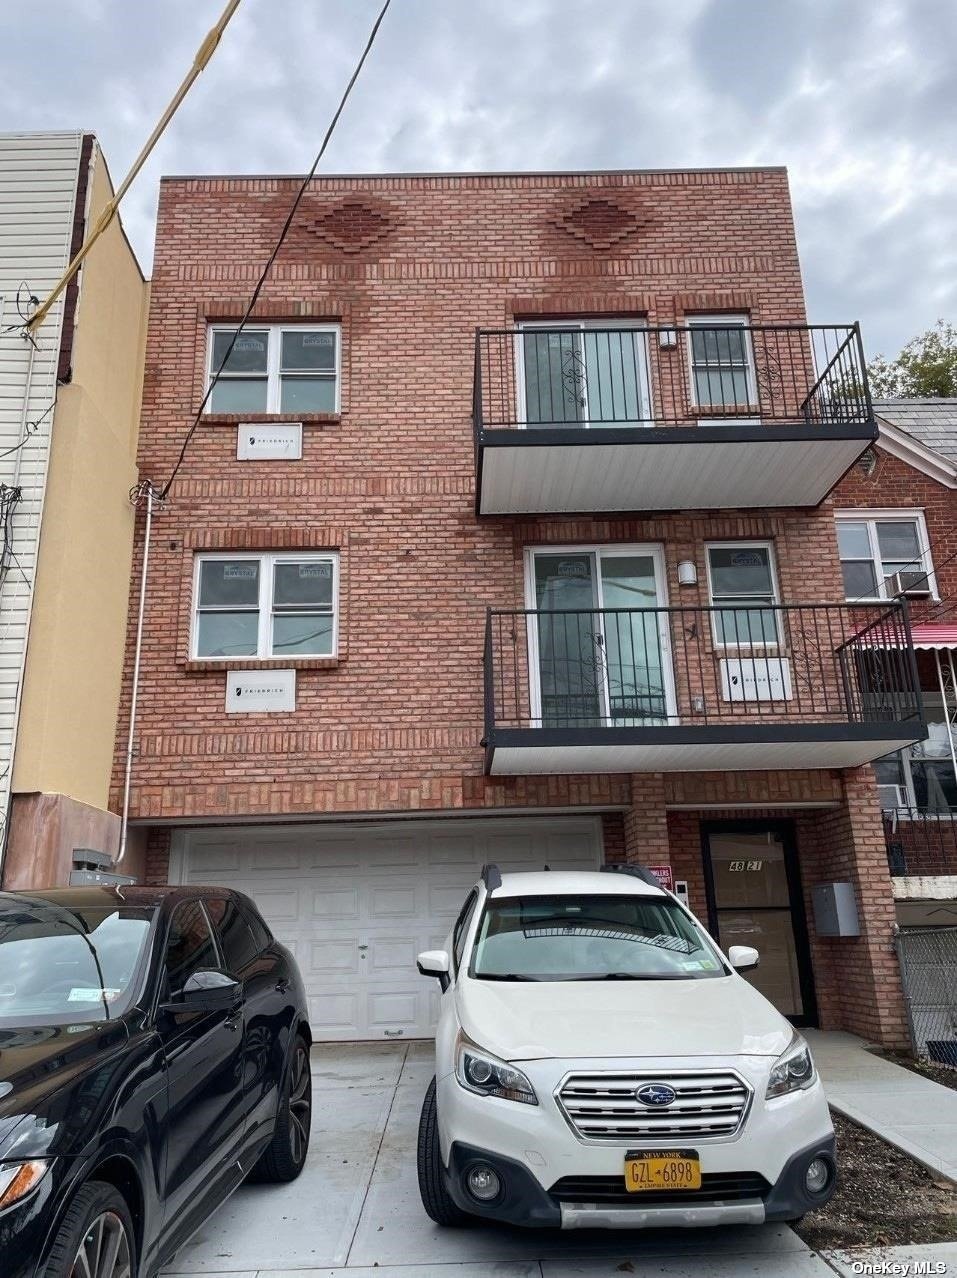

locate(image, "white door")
[[171, 815, 601, 1041]]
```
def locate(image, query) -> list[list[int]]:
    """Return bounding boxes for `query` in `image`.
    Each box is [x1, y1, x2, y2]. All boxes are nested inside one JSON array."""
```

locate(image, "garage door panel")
[[312, 886, 360, 920], [366, 935, 420, 974], [309, 992, 361, 1038], [366, 989, 419, 1034], [178, 816, 601, 1041], [309, 940, 360, 975], [305, 838, 363, 870]]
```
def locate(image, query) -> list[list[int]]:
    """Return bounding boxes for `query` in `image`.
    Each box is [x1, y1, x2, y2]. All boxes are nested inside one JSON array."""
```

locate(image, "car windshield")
[[0, 901, 153, 1025], [470, 894, 726, 982]]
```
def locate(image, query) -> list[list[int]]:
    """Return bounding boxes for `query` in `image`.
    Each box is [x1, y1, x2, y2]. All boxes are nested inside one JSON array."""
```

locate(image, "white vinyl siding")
[[0, 133, 83, 830]]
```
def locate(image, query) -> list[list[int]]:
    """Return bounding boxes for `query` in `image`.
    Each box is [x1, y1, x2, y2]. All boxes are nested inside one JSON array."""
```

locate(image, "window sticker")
[[68, 988, 121, 1002]]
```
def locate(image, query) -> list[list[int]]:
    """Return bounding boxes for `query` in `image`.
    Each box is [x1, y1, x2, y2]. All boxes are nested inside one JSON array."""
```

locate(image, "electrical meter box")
[[812, 882, 860, 937]]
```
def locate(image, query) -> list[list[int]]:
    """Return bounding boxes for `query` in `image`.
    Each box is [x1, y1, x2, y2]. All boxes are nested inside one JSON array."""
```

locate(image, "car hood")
[[457, 974, 793, 1061], [0, 1021, 130, 1157]]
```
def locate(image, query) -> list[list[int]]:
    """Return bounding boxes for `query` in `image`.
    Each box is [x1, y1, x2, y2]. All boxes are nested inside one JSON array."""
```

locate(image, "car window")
[[471, 894, 726, 982], [452, 890, 478, 973], [206, 897, 260, 973], [241, 901, 272, 952], [165, 901, 218, 995], [0, 903, 152, 1026]]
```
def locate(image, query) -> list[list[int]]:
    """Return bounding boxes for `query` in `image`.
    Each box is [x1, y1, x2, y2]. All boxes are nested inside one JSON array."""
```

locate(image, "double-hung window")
[[706, 542, 780, 646], [193, 552, 338, 659], [835, 512, 935, 601], [206, 324, 340, 414], [687, 315, 756, 413]]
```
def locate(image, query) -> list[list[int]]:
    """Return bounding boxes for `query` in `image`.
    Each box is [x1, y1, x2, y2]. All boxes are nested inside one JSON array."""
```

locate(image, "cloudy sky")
[[1, 0, 953, 357]]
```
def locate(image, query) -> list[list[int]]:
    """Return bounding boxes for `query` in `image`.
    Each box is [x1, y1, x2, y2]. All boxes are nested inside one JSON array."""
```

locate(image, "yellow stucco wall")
[[11, 144, 148, 809]]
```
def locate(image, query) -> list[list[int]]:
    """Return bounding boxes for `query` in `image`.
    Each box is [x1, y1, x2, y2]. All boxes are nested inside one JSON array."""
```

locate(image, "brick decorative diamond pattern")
[[310, 199, 394, 253], [554, 196, 645, 250]]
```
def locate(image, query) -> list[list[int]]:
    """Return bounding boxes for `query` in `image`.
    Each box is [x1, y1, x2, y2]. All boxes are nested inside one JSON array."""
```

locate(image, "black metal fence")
[[884, 808, 957, 877], [484, 601, 921, 733], [473, 323, 872, 433]]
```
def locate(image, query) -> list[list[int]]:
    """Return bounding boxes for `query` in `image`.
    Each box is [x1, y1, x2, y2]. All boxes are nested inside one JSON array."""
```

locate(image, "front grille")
[[557, 1071, 751, 1142], [550, 1171, 770, 1206]]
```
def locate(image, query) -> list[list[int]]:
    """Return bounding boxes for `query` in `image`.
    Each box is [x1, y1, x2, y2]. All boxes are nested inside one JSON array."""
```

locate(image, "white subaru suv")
[[416, 864, 835, 1231]]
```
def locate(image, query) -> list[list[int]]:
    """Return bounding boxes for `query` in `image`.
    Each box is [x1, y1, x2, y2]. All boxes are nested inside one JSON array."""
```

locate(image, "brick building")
[[112, 166, 931, 1045], [833, 401, 957, 923]]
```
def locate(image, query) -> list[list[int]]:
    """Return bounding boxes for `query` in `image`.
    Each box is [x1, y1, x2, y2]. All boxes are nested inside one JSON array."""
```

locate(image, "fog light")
[[466, 1163, 501, 1202], [805, 1157, 831, 1195]]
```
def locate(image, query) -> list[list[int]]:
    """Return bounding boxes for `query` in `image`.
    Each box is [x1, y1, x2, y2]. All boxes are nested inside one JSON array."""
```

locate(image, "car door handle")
[[275, 978, 290, 994]]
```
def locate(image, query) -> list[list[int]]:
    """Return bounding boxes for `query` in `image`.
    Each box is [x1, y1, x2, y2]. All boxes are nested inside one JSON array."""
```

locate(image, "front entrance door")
[[701, 820, 817, 1025], [528, 547, 675, 729]]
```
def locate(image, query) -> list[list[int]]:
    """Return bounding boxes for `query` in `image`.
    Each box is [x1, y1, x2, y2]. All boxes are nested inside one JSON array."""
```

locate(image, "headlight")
[[766, 1032, 816, 1099], [0, 1160, 51, 1210], [455, 1035, 538, 1105]]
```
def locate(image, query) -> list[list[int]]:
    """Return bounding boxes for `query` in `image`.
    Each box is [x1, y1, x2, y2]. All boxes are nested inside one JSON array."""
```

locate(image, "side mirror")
[[728, 945, 760, 973], [417, 950, 451, 991], [162, 969, 242, 1015]]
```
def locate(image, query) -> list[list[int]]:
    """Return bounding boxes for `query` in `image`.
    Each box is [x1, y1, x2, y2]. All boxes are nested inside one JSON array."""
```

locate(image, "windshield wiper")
[[575, 972, 684, 981], [475, 972, 541, 981]]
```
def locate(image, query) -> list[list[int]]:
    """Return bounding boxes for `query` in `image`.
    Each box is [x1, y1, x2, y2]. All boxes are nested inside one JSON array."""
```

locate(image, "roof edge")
[[159, 164, 789, 184]]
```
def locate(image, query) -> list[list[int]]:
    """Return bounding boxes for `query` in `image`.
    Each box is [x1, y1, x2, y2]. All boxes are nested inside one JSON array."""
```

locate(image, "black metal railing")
[[473, 323, 872, 434], [484, 601, 921, 734], [884, 807, 957, 877]]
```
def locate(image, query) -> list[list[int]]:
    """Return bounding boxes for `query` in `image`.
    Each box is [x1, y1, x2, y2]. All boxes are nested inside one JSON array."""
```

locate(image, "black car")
[[0, 885, 312, 1278]]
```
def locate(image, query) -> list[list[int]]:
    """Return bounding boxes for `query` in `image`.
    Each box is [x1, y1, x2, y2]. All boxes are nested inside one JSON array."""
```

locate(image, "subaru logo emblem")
[[637, 1083, 677, 1107]]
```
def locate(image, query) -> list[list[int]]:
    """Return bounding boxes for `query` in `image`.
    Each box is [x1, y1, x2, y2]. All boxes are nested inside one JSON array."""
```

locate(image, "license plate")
[[624, 1149, 701, 1192]]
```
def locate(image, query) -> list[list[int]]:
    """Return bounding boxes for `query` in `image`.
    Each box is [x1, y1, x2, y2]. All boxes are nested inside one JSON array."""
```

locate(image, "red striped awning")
[[911, 624, 957, 650]]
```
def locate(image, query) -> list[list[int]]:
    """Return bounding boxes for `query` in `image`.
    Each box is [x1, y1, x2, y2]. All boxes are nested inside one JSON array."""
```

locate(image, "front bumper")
[[444, 1134, 837, 1229], [436, 1053, 836, 1230]]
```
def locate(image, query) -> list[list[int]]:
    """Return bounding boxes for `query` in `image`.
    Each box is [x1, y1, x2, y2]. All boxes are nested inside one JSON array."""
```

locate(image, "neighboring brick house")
[[832, 400, 957, 922], [111, 166, 930, 1046]]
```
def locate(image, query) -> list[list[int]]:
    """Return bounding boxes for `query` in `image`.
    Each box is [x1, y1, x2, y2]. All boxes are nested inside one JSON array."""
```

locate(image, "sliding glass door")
[[530, 548, 674, 728], [519, 322, 652, 427]]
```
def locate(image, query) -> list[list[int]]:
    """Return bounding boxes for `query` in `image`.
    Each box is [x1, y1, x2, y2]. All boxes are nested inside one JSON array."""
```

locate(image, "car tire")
[[417, 1076, 470, 1227], [40, 1180, 136, 1278], [251, 1035, 312, 1183]]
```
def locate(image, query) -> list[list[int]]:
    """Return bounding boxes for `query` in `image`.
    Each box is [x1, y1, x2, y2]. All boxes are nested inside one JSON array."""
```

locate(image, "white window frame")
[[205, 323, 341, 415], [191, 551, 340, 660], [834, 509, 938, 602], [686, 314, 758, 423], [705, 540, 782, 649], [514, 319, 652, 428]]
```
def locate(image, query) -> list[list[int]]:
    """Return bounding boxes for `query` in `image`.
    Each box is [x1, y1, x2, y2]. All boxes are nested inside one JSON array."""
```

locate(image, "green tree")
[[867, 319, 957, 398]]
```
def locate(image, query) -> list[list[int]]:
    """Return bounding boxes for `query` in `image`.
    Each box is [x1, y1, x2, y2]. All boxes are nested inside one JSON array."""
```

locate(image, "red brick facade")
[[115, 167, 925, 1045]]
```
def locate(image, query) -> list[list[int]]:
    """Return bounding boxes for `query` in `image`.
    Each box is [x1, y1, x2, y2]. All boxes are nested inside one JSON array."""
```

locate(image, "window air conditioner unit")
[[877, 784, 908, 811], [884, 570, 932, 598]]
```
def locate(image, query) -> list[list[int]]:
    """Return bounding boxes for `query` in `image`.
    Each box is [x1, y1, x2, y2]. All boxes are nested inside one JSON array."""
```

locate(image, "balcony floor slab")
[[478, 424, 875, 514]]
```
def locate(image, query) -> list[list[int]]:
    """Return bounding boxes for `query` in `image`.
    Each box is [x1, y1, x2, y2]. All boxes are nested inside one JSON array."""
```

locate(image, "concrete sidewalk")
[[807, 1028, 957, 1179]]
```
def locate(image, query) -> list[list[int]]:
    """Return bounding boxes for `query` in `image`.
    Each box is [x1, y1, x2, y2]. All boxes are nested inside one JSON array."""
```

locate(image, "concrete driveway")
[[160, 1042, 841, 1278]]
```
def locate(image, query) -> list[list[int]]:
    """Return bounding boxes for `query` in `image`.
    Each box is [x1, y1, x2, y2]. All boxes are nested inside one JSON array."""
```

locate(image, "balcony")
[[483, 601, 924, 775], [474, 323, 877, 515], [884, 807, 957, 883]]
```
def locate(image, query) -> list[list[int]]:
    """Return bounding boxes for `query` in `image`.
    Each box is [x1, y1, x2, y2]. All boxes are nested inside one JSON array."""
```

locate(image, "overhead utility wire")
[[25, 0, 244, 336], [157, 0, 394, 500]]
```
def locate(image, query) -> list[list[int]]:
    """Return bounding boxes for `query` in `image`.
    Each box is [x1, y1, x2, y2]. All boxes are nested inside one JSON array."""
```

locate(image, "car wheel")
[[417, 1076, 470, 1227], [252, 1035, 312, 1183], [41, 1180, 135, 1278]]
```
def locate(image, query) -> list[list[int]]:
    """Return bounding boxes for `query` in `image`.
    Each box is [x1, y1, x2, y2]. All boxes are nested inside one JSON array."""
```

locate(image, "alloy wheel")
[[289, 1044, 312, 1166], [71, 1211, 132, 1278]]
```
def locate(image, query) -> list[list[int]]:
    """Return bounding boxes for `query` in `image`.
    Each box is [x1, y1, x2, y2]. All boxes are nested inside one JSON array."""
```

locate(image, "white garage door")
[[170, 815, 601, 1041]]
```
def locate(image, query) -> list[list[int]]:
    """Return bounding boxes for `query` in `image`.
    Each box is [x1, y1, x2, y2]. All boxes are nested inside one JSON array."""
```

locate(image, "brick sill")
[[182, 657, 341, 673], [200, 413, 340, 426]]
